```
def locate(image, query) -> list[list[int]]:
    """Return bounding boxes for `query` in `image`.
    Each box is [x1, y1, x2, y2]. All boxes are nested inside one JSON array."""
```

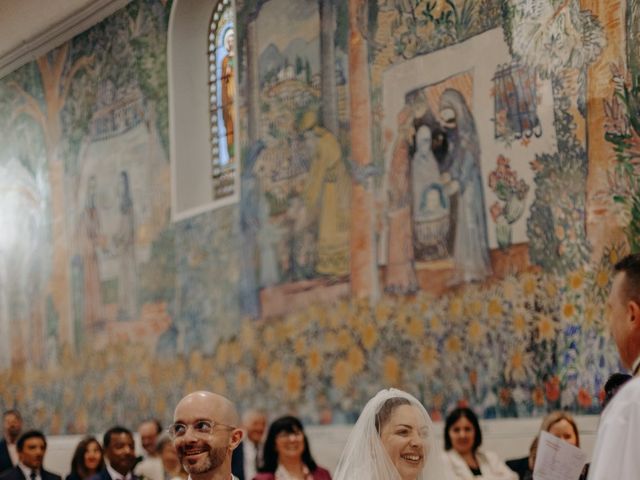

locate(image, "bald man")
[[170, 391, 243, 480]]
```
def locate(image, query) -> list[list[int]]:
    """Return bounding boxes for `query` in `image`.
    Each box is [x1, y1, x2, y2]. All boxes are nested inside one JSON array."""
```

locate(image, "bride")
[[333, 388, 449, 480]]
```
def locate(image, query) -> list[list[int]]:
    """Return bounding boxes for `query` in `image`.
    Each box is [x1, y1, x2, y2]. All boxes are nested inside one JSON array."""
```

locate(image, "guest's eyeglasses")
[[168, 420, 235, 439]]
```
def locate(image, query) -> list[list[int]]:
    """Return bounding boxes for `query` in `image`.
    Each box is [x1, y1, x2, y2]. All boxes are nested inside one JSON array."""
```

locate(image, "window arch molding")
[[168, 0, 238, 221]]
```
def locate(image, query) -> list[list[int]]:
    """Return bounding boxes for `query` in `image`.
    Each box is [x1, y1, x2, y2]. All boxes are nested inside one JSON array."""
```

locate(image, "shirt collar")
[[106, 462, 132, 480], [17, 463, 39, 480]]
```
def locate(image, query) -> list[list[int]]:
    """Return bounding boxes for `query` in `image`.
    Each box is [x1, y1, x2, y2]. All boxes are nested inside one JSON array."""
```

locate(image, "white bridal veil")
[[333, 388, 449, 480]]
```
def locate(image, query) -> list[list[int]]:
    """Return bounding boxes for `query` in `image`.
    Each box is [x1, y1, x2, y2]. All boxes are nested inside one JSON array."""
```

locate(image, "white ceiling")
[[0, 0, 130, 78]]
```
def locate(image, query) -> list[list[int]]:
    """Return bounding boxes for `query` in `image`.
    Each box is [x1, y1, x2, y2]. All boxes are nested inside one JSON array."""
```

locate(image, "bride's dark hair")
[[374, 396, 411, 433]]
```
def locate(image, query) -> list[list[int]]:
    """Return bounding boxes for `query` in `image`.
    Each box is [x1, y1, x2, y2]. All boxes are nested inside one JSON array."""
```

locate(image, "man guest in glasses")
[[0, 431, 61, 480], [170, 391, 243, 480]]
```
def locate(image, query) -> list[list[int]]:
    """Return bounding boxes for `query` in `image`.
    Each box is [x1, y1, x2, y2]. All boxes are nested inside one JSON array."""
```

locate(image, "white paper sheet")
[[533, 431, 587, 480]]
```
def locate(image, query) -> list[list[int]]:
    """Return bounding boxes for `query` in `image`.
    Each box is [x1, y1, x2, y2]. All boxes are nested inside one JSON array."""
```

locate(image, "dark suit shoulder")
[[41, 470, 61, 480], [0, 467, 24, 480]]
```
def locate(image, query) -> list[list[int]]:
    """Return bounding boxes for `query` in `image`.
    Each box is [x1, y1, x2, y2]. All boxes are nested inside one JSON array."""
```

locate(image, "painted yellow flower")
[[487, 298, 503, 318], [241, 322, 256, 347], [236, 368, 252, 393], [468, 320, 484, 344], [445, 335, 462, 353], [294, 337, 307, 356], [406, 316, 424, 337], [544, 279, 558, 298], [155, 397, 167, 416], [215, 343, 229, 368], [562, 303, 576, 319], [420, 345, 438, 373], [337, 328, 352, 350], [522, 274, 536, 296], [333, 359, 351, 390], [430, 315, 444, 333], [361, 323, 379, 350], [596, 269, 609, 288], [568, 270, 584, 290], [538, 315, 555, 340], [256, 352, 270, 375], [449, 298, 463, 317], [268, 360, 284, 387], [609, 248, 619, 265], [306, 348, 322, 374], [512, 312, 527, 335], [505, 347, 529, 382], [583, 304, 596, 328], [285, 367, 302, 399], [347, 346, 365, 374], [324, 331, 337, 349], [383, 355, 400, 385], [502, 280, 518, 302], [466, 300, 483, 317]]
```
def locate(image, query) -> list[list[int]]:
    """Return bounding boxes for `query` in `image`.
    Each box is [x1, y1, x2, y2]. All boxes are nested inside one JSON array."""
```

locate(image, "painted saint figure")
[[114, 171, 138, 320], [301, 110, 350, 277], [221, 27, 235, 159], [439, 89, 491, 283]]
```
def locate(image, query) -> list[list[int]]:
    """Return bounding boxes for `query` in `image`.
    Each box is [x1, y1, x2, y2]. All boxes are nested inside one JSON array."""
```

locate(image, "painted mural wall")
[[0, 0, 635, 432]]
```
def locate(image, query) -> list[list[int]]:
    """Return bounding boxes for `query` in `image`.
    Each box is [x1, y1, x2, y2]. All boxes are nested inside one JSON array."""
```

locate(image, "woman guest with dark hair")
[[443, 407, 516, 479], [66, 436, 104, 480], [253, 416, 331, 480]]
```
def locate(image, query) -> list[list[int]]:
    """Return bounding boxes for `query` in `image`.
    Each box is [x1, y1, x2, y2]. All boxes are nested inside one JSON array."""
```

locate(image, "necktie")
[[30, 470, 37, 480]]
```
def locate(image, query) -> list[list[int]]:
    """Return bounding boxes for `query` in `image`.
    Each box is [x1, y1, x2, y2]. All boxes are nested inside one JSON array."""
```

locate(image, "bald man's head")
[[172, 391, 242, 479]]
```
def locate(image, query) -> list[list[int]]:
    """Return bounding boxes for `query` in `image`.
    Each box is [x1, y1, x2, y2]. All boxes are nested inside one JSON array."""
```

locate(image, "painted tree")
[[8, 42, 94, 347], [349, 0, 378, 299]]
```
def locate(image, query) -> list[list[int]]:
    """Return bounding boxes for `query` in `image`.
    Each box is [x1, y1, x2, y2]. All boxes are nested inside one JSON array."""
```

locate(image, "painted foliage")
[[0, 0, 636, 433]]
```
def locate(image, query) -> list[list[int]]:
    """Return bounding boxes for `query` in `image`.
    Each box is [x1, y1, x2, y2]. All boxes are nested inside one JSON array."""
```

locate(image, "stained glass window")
[[208, 0, 236, 200]]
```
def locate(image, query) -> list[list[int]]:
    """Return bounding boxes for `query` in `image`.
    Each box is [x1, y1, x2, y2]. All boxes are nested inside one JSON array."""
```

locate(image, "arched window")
[[208, 0, 236, 200], [168, 0, 239, 221]]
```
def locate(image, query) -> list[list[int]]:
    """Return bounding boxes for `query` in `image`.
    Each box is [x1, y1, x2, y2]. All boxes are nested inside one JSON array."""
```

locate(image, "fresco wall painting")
[[0, 0, 636, 432]]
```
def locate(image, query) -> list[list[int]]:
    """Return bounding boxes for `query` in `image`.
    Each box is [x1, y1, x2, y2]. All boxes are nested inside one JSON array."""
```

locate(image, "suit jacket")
[[505, 456, 530, 480], [0, 441, 12, 475], [231, 445, 245, 480], [89, 468, 141, 480], [0, 466, 61, 480]]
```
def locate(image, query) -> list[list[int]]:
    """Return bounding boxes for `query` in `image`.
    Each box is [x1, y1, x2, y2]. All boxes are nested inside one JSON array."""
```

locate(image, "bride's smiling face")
[[380, 405, 428, 480]]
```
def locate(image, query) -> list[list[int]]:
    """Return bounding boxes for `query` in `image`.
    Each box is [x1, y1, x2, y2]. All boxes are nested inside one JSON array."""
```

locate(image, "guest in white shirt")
[[589, 253, 640, 479], [135, 420, 164, 480]]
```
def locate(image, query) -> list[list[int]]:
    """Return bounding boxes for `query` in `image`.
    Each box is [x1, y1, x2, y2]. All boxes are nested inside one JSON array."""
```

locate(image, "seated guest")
[[91, 427, 138, 480], [232, 410, 267, 480], [254, 416, 331, 480], [443, 407, 516, 479], [134, 420, 163, 480], [0, 430, 61, 480], [155, 437, 185, 480], [66, 437, 104, 480], [333, 388, 448, 479], [526, 411, 588, 480], [0, 410, 23, 474]]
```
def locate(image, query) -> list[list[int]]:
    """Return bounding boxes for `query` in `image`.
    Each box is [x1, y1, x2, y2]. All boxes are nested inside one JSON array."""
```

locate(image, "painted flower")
[[562, 303, 576, 319], [383, 355, 400, 385], [306, 348, 322, 374], [449, 298, 463, 318], [545, 376, 561, 402], [235, 367, 252, 393], [285, 367, 302, 399], [294, 337, 306, 356], [596, 268, 609, 288], [347, 345, 365, 374], [568, 270, 584, 290], [522, 273, 537, 296], [532, 386, 545, 407], [512, 312, 528, 335], [337, 328, 352, 350], [468, 320, 485, 344], [420, 345, 438, 373], [577, 388, 592, 408], [406, 316, 424, 337], [430, 315, 444, 334], [538, 315, 556, 340], [487, 298, 503, 318], [361, 323, 379, 350], [332, 359, 351, 390], [445, 335, 462, 354], [268, 360, 284, 388], [505, 346, 530, 382]]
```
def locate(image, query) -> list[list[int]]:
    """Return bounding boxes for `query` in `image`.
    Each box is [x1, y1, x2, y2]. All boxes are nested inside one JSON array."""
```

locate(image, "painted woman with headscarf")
[[439, 89, 491, 283]]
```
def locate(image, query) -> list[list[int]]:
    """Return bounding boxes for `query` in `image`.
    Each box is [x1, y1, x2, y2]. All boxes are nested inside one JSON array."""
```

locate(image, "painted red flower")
[[577, 388, 592, 408], [545, 376, 560, 402]]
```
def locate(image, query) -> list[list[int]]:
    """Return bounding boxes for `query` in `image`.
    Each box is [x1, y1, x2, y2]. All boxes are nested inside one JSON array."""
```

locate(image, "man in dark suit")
[[0, 430, 61, 480], [231, 410, 266, 480], [0, 411, 23, 474], [91, 427, 138, 480]]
